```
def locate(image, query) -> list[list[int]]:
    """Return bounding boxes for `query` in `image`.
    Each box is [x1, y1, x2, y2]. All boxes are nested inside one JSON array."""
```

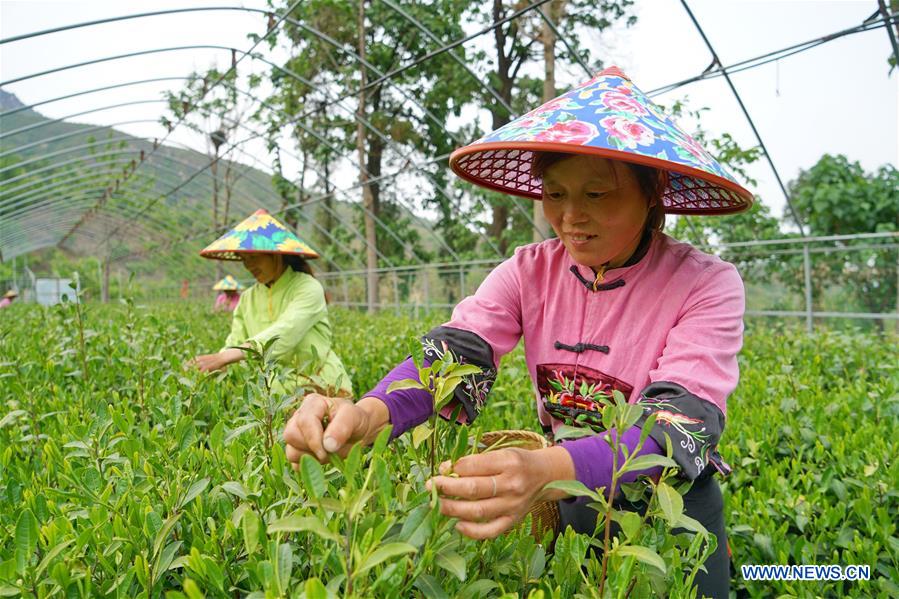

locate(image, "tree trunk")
[[357, 0, 379, 312], [533, 0, 560, 242], [223, 159, 233, 230], [366, 132, 383, 216], [102, 256, 110, 303], [323, 151, 334, 236], [487, 0, 516, 254]]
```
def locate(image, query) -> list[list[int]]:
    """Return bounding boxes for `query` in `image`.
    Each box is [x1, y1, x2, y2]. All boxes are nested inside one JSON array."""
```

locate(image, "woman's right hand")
[[283, 394, 387, 466]]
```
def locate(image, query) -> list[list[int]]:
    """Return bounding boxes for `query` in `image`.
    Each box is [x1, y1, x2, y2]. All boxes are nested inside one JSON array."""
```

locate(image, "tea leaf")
[[620, 454, 676, 474], [411, 423, 433, 449], [267, 515, 340, 542], [656, 482, 684, 526], [34, 539, 74, 579], [276, 543, 293, 591], [152, 512, 182, 559], [542, 480, 604, 502], [612, 510, 642, 540], [0, 410, 26, 428], [615, 545, 666, 574], [221, 481, 249, 500], [15, 509, 38, 574], [304, 578, 328, 599], [179, 478, 209, 509], [413, 574, 449, 599], [387, 378, 426, 393], [242, 509, 261, 555], [356, 542, 417, 576], [300, 454, 326, 499], [553, 424, 597, 441], [435, 548, 467, 582], [675, 513, 708, 535]]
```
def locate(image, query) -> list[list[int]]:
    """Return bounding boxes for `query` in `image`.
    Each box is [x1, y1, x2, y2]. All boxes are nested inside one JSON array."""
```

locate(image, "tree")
[[162, 68, 253, 277], [264, 0, 479, 288], [464, 0, 636, 253], [787, 154, 898, 319]]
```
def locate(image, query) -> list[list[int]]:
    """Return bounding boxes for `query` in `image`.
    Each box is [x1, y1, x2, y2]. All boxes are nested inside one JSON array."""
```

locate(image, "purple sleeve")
[[362, 357, 433, 440], [561, 425, 663, 499]]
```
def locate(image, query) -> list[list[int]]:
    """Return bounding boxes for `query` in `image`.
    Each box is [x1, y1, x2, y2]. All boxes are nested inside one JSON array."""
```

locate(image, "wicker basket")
[[479, 430, 561, 542]]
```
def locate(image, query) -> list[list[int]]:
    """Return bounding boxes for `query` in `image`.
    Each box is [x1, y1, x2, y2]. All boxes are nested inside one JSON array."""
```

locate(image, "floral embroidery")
[[537, 363, 634, 432], [525, 96, 583, 117], [672, 133, 715, 167], [639, 395, 714, 477], [600, 115, 655, 150], [422, 336, 495, 412], [532, 119, 600, 145], [596, 89, 649, 117]]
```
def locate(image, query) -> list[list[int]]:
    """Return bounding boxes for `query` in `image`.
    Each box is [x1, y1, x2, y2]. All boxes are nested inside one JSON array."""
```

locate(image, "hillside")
[[0, 89, 439, 276], [0, 89, 281, 260]]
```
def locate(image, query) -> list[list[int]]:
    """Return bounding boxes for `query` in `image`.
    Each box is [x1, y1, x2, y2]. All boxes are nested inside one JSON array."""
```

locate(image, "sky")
[[1, 0, 897, 232]]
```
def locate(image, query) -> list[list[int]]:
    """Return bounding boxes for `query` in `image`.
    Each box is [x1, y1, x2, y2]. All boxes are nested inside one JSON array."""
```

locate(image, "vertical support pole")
[[103, 258, 110, 303], [803, 242, 813, 334], [342, 275, 349, 307], [459, 265, 466, 299], [393, 271, 400, 314], [423, 266, 430, 312], [414, 271, 420, 320]]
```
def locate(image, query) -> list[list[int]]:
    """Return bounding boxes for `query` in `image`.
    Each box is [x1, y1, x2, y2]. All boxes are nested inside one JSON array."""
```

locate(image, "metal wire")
[[679, 0, 806, 235], [2, 1, 891, 282]]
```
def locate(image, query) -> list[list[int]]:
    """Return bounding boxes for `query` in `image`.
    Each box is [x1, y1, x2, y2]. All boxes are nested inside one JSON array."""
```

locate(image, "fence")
[[11, 232, 898, 332], [318, 232, 899, 333]]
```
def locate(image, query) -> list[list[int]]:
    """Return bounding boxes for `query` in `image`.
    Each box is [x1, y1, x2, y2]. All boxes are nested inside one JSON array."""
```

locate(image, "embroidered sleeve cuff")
[[422, 326, 498, 424], [637, 381, 730, 480]]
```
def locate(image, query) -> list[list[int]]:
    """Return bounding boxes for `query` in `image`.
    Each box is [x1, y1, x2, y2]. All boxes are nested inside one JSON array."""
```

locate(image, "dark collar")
[[569, 229, 653, 292]]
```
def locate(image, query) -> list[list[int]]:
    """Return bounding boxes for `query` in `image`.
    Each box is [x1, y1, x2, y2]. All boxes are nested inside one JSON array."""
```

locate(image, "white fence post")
[[802, 242, 813, 334]]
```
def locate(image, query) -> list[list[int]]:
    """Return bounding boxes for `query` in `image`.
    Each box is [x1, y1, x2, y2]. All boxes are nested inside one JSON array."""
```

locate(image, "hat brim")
[[450, 141, 753, 216], [200, 248, 320, 261]]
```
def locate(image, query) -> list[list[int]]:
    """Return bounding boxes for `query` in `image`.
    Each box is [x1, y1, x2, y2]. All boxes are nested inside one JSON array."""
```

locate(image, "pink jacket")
[[448, 233, 744, 426], [368, 232, 744, 481]]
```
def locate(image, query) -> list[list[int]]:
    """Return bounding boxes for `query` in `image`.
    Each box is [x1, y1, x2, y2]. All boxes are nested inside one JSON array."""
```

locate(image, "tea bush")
[[0, 301, 896, 597]]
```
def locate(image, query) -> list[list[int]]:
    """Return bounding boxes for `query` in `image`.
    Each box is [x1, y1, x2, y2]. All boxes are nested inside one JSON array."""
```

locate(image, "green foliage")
[[0, 303, 896, 597], [389, 344, 482, 474], [788, 154, 897, 236], [545, 392, 707, 597], [785, 154, 898, 317]]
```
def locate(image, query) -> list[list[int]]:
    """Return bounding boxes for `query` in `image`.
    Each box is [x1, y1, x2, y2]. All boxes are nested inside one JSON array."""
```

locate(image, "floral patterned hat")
[[200, 209, 320, 260], [450, 66, 752, 214], [212, 275, 243, 291]]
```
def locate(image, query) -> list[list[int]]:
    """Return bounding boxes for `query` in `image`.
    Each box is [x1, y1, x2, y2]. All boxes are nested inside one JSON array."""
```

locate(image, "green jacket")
[[223, 269, 352, 396]]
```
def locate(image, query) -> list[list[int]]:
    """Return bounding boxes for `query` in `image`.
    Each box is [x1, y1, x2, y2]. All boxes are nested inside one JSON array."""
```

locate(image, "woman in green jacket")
[[192, 209, 352, 397]]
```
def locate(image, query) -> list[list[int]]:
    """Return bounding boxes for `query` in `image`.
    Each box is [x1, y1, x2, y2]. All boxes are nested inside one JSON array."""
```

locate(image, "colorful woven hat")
[[450, 66, 752, 214], [212, 275, 243, 291], [200, 209, 319, 260]]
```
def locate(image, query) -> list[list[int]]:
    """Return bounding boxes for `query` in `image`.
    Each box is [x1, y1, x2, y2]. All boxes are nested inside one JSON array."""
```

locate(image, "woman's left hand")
[[191, 348, 244, 372], [426, 446, 575, 540]]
